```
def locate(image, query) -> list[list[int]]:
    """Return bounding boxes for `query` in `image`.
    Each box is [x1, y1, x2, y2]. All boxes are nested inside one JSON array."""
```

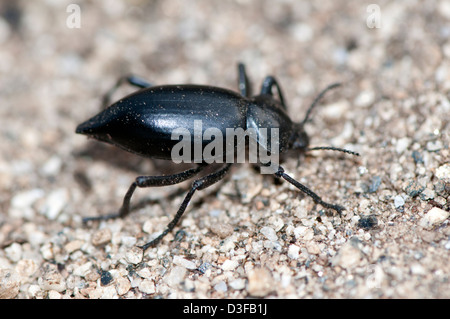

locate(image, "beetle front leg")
[[274, 165, 345, 216], [139, 163, 232, 251], [102, 75, 152, 108], [82, 165, 206, 223]]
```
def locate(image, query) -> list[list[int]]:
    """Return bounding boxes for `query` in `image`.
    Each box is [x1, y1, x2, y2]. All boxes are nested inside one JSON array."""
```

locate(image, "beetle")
[[76, 63, 358, 251]]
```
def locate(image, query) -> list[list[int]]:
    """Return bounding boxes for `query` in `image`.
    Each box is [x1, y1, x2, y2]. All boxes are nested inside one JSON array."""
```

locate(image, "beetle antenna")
[[302, 83, 342, 125], [307, 146, 360, 156]]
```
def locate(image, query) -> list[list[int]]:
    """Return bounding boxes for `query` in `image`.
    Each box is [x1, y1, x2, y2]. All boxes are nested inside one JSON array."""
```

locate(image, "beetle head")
[[290, 122, 309, 151]]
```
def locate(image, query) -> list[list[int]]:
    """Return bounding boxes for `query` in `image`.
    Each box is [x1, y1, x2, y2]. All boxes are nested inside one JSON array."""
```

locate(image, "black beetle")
[[76, 63, 358, 251]]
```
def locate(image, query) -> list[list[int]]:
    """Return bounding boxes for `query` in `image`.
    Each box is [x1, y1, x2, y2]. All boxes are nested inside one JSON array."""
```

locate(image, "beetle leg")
[[139, 163, 232, 251], [238, 63, 251, 97], [102, 75, 152, 108], [82, 165, 207, 223], [273, 165, 345, 216], [260, 76, 287, 110]]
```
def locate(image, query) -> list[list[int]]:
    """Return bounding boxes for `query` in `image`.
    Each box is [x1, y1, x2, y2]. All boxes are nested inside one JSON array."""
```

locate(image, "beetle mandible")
[[76, 63, 359, 251]]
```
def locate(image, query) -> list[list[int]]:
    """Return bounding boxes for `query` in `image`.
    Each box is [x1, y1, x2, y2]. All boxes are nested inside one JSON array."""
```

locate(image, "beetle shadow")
[[73, 140, 197, 175]]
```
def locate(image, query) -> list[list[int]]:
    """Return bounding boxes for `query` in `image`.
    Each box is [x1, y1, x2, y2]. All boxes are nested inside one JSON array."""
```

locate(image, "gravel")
[[1, 0, 449, 299]]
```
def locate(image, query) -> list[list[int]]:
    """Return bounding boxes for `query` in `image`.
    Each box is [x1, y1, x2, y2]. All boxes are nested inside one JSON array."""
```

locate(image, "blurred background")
[[0, 0, 449, 299]]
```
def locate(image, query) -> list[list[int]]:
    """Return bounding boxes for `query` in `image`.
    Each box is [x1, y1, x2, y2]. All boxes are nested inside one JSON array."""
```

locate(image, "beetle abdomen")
[[76, 85, 248, 160]]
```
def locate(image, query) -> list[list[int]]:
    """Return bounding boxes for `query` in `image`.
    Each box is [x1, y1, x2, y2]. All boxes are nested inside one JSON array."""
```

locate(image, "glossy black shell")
[[76, 84, 296, 162]]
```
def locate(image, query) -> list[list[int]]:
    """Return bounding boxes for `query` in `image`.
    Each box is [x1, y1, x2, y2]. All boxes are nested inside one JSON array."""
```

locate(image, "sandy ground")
[[0, 0, 449, 299]]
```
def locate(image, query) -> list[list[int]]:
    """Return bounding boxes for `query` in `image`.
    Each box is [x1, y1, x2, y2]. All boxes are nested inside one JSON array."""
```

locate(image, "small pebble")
[[411, 150, 424, 164], [165, 266, 186, 288], [139, 279, 156, 294], [357, 215, 378, 230], [10, 188, 45, 209], [5, 243, 23, 263], [419, 188, 435, 200], [354, 90, 375, 108], [39, 263, 66, 292], [100, 271, 114, 286], [115, 277, 131, 295], [229, 278, 246, 290], [221, 259, 239, 271], [15, 259, 39, 282], [419, 207, 449, 230], [331, 239, 364, 269], [260, 226, 278, 241], [287, 244, 300, 259], [0, 269, 20, 299], [173, 256, 197, 270], [436, 164, 450, 182], [395, 137, 410, 154], [47, 290, 62, 299], [91, 228, 112, 246], [40, 188, 68, 220], [197, 262, 212, 274], [64, 240, 83, 254], [405, 180, 425, 197], [368, 176, 382, 193], [247, 268, 273, 297], [125, 246, 143, 264], [214, 281, 227, 292], [394, 195, 405, 208], [426, 140, 443, 152], [210, 223, 234, 239]]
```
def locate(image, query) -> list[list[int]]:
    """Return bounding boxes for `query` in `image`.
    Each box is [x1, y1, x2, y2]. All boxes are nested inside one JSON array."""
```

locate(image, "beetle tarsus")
[[274, 165, 345, 216]]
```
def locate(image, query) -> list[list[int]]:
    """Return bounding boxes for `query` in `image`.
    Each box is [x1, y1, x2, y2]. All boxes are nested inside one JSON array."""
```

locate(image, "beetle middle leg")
[[260, 75, 287, 110], [102, 75, 152, 108], [139, 163, 232, 251], [273, 165, 345, 216], [82, 165, 207, 223]]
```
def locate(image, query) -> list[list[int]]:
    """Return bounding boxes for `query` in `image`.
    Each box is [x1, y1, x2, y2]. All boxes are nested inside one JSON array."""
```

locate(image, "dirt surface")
[[1, 0, 449, 299]]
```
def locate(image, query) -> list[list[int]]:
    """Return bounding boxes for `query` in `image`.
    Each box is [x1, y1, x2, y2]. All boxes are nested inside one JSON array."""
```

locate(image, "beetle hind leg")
[[102, 75, 152, 108]]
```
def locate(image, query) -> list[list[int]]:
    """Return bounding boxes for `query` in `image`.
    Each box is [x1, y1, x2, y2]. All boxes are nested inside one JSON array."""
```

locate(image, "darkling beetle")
[[76, 63, 359, 251]]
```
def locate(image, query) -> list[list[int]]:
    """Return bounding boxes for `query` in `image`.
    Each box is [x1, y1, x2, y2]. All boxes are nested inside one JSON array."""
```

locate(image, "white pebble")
[[40, 156, 62, 177], [73, 262, 93, 277], [40, 189, 68, 220], [221, 259, 239, 271], [214, 281, 227, 292], [229, 278, 246, 290], [11, 189, 44, 209], [395, 137, 410, 154], [394, 195, 405, 208], [287, 244, 300, 259], [173, 255, 197, 270], [165, 266, 186, 288], [331, 241, 364, 269], [419, 207, 449, 229], [125, 246, 143, 264], [436, 164, 450, 182], [139, 279, 156, 294], [260, 226, 277, 241], [5, 243, 22, 263], [354, 90, 375, 108]]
